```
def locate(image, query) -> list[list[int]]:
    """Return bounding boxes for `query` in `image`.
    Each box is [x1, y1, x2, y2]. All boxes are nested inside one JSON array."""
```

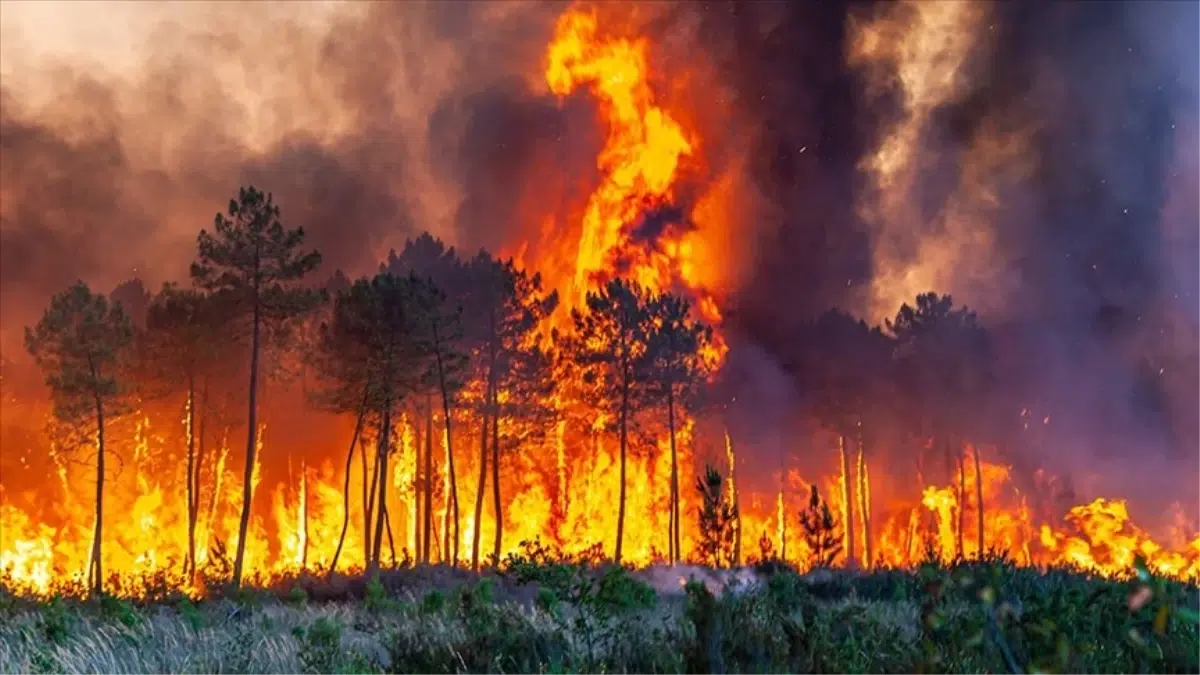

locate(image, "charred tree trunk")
[[361, 430, 373, 566], [956, 445, 966, 559], [232, 278, 262, 589], [192, 382, 208, 578], [615, 357, 629, 565], [667, 384, 679, 565], [973, 444, 984, 558], [90, 386, 106, 596], [471, 384, 490, 570], [383, 502, 397, 567], [301, 461, 309, 570], [369, 406, 392, 573], [184, 377, 198, 579], [838, 434, 856, 568], [423, 397, 434, 564], [728, 431, 741, 567], [491, 386, 502, 565], [435, 338, 459, 565], [329, 396, 368, 578]]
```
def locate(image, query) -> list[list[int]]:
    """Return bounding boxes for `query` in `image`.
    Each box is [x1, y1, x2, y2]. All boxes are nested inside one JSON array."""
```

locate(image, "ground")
[[1, 557, 1197, 674]]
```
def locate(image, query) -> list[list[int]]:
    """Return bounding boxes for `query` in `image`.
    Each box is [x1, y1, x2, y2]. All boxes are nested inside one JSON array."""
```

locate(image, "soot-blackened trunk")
[[90, 386, 106, 597], [471, 381, 490, 570], [434, 336, 459, 565], [974, 444, 985, 558], [615, 349, 629, 566], [423, 398, 434, 564], [491, 386, 502, 564], [329, 395, 368, 578], [370, 407, 392, 573], [956, 445, 966, 558], [362, 433, 375, 565], [232, 280, 262, 588], [667, 383, 679, 565], [185, 378, 198, 579]]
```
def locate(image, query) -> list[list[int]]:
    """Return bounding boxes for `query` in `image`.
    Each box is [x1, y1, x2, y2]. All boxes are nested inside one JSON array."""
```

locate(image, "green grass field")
[[2, 556, 1197, 674]]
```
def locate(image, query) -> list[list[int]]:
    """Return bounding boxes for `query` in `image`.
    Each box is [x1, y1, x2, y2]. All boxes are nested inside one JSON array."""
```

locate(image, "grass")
[[1, 555, 1197, 674]]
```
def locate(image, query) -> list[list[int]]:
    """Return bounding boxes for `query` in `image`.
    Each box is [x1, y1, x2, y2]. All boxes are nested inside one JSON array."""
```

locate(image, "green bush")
[[298, 616, 343, 674]]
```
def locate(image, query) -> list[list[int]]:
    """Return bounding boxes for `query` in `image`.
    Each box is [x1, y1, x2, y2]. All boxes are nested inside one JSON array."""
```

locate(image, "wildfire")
[[0, 5, 1197, 599]]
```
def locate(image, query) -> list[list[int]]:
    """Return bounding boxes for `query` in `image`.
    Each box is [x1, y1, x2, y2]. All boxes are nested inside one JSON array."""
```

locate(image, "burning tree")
[[791, 309, 894, 568], [560, 278, 655, 564], [190, 186, 322, 587], [139, 284, 231, 579], [24, 281, 134, 595], [463, 253, 558, 569], [382, 235, 466, 564], [312, 272, 437, 573], [408, 276, 468, 565], [644, 293, 712, 565], [695, 464, 737, 568], [888, 293, 993, 558], [800, 484, 843, 569]]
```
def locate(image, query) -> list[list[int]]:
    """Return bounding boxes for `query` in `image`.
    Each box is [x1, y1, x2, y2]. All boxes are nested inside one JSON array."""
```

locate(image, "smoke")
[[0, 1, 571, 351]]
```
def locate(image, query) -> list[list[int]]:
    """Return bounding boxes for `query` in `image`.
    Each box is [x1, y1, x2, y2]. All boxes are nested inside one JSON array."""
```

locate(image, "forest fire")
[[0, 4, 1197, 600]]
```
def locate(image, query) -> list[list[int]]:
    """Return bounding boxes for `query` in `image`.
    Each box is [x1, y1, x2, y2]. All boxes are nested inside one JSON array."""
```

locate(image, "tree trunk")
[[423, 397, 434, 564], [361, 430, 372, 566], [727, 430, 741, 567], [232, 295, 261, 588], [956, 445, 966, 559], [301, 461, 309, 570], [615, 362, 629, 565], [329, 398, 367, 578], [435, 341, 459, 565], [185, 377, 198, 579], [973, 444, 984, 558], [856, 425, 872, 568], [90, 392, 106, 596], [838, 434, 855, 568], [667, 384, 679, 565], [412, 412, 422, 560], [491, 385, 502, 564], [471, 382, 490, 571], [193, 382, 207, 577], [384, 502, 397, 567], [370, 406, 392, 573]]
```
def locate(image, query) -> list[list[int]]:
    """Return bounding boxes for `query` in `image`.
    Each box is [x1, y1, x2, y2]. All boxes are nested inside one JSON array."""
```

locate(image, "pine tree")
[[560, 278, 654, 564], [644, 292, 711, 564], [799, 484, 843, 568], [190, 186, 322, 587], [141, 284, 228, 579], [695, 464, 737, 568], [25, 281, 134, 595]]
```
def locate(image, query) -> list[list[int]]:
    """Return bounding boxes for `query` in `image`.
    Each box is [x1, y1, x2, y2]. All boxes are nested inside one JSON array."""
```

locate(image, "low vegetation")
[[2, 553, 1196, 674]]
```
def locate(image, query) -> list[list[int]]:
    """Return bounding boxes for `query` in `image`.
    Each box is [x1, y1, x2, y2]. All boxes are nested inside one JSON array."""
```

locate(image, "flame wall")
[[1, 1, 1198, 592]]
